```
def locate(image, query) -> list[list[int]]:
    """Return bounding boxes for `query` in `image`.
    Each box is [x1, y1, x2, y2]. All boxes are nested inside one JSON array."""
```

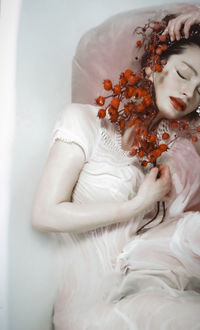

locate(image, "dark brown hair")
[[139, 14, 200, 120]]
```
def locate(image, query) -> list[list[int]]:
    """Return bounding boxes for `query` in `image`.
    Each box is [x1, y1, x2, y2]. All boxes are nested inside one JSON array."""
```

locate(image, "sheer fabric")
[[49, 104, 200, 330]]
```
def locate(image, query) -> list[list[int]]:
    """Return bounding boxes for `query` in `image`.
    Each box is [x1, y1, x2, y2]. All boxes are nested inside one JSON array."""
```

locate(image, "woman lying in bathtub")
[[32, 6, 200, 330]]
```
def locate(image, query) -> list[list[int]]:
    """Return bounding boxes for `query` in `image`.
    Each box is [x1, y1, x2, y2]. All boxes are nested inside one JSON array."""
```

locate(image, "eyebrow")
[[182, 61, 198, 76]]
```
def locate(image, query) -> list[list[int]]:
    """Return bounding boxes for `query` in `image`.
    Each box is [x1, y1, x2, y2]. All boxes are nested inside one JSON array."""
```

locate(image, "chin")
[[157, 102, 181, 120]]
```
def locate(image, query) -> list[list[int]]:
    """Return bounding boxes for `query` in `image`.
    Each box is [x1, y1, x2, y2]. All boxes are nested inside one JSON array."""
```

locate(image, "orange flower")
[[96, 96, 105, 106], [137, 103, 146, 112], [111, 97, 120, 109], [113, 84, 121, 95], [162, 132, 170, 140], [108, 107, 118, 122], [120, 74, 127, 86], [128, 119, 135, 127], [139, 149, 145, 158], [141, 160, 148, 167], [149, 44, 154, 51], [133, 88, 143, 99], [141, 129, 148, 138], [159, 34, 166, 42], [127, 86, 134, 98], [143, 95, 152, 106], [104, 80, 112, 91], [148, 134, 156, 143], [192, 136, 198, 142], [119, 119, 125, 130], [153, 149, 162, 158], [97, 109, 106, 118], [124, 69, 133, 80], [155, 47, 162, 56], [161, 44, 168, 51], [148, 153, 156, 163], [154, 64, 163, 72], [128, 74, 138, 85], [136, 40, 142, 48], [171, 121, 178, 128], [159, 144, 168, 152], [130, 147, 137, 156]]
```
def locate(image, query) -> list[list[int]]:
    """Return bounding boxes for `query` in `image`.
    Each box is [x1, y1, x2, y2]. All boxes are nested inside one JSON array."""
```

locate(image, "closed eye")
[[176, 70, 200, 96], [176, 70, 186, 80]]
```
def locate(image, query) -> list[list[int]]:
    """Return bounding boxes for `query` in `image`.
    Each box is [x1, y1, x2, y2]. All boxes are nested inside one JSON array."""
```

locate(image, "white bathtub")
[[1, 0, 198, 329]]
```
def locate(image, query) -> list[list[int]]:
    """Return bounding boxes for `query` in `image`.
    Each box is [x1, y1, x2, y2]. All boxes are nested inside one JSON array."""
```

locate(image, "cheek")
[[155, 70, 177, 99]]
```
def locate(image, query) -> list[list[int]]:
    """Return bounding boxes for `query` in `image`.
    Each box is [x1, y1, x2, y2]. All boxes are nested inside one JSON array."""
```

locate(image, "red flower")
[[111, 97, 120, 109], [155, 47, 162, 56], [149, 44, 154, 51], [98, 109, 106, 118], [130, 148, 137, 156], [141, 160, 148, 167], [162, 132, 170, 140], [133, 88, 143, 99], [192, 136, 198, 142], [104, 80, 112, 91], [136, 40, 142, 48], [127, 86, 134, 98], [154, 64, 163, 72], [139, 149, 145, 158], [113, 84, 121, 95], [159, 34, 166, 42], [96, 96, 105, 106], [159, 144, 168, 152], [128, 75, 138, 85], [171, 121, 178, 128], [120, 74, 127, 86], [148, 134, 156, 143], [119, 119, 125, 130], [137, 103, 146, 112], [128, 119, 135, 127], [124, 69, 133, 80]]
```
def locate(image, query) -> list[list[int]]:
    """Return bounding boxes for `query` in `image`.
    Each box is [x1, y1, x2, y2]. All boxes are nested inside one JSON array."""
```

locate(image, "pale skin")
[[31, 11, 200, 234]]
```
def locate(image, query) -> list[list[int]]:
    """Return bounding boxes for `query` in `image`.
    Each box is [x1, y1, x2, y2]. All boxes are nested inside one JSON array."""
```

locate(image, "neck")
[[121, 113, 164, 152]]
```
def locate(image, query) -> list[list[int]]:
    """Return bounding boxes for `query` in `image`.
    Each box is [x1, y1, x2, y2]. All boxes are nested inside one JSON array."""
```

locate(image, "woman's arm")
[[31, 141, 171, 234]]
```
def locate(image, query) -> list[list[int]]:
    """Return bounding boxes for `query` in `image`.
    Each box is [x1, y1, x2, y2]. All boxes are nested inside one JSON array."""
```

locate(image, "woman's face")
[[150, 45, 200, 120]]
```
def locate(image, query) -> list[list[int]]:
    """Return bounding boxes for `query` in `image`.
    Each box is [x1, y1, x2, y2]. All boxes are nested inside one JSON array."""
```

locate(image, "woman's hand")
[[136, 164, 171, 208], [162, 10, 200, 41]]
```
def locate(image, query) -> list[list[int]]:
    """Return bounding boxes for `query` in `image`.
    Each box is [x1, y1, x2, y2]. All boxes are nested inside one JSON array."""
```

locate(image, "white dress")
[[49, 103, 200, 330]]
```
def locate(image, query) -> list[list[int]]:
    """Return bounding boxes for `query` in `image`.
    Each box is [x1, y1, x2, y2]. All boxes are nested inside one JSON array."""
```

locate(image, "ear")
[[145, 67, 153, 82]]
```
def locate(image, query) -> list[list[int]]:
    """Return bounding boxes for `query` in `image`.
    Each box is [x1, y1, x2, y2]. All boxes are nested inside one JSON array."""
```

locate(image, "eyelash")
[[176, 70, 200, 96], [176, 70, 186, 80]]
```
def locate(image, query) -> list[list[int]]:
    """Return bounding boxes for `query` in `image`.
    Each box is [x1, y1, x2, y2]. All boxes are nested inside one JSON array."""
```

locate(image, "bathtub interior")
[[5, 1, 199, 330]]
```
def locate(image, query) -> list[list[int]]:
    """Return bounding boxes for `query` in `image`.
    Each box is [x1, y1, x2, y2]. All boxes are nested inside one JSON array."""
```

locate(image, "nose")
[[182, 82, 196, 99]]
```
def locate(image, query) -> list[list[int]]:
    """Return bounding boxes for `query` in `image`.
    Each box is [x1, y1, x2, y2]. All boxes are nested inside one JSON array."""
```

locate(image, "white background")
[[1, 0, 199, 329]]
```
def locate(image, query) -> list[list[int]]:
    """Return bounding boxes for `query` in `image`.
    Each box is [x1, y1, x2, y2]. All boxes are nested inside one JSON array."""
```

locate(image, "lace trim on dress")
[[100, 127, 132, 160]]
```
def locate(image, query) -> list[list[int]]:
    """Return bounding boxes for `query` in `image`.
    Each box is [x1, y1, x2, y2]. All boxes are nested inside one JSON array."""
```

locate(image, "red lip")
[[169, 96, 187, 112]]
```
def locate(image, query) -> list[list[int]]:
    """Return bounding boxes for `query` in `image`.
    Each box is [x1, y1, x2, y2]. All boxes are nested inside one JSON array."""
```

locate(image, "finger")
[[183, 18, 195, 38], [148, 166, 159, 180], [162, 27, 169, 36], [174, 19, 185, 40], [158, 164, 171, 180], [167, 20, 176, 42]]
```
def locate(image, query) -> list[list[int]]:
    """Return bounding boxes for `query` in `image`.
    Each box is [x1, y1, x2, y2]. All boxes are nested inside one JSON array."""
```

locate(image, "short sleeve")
[[48, 103, 100, 162]]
